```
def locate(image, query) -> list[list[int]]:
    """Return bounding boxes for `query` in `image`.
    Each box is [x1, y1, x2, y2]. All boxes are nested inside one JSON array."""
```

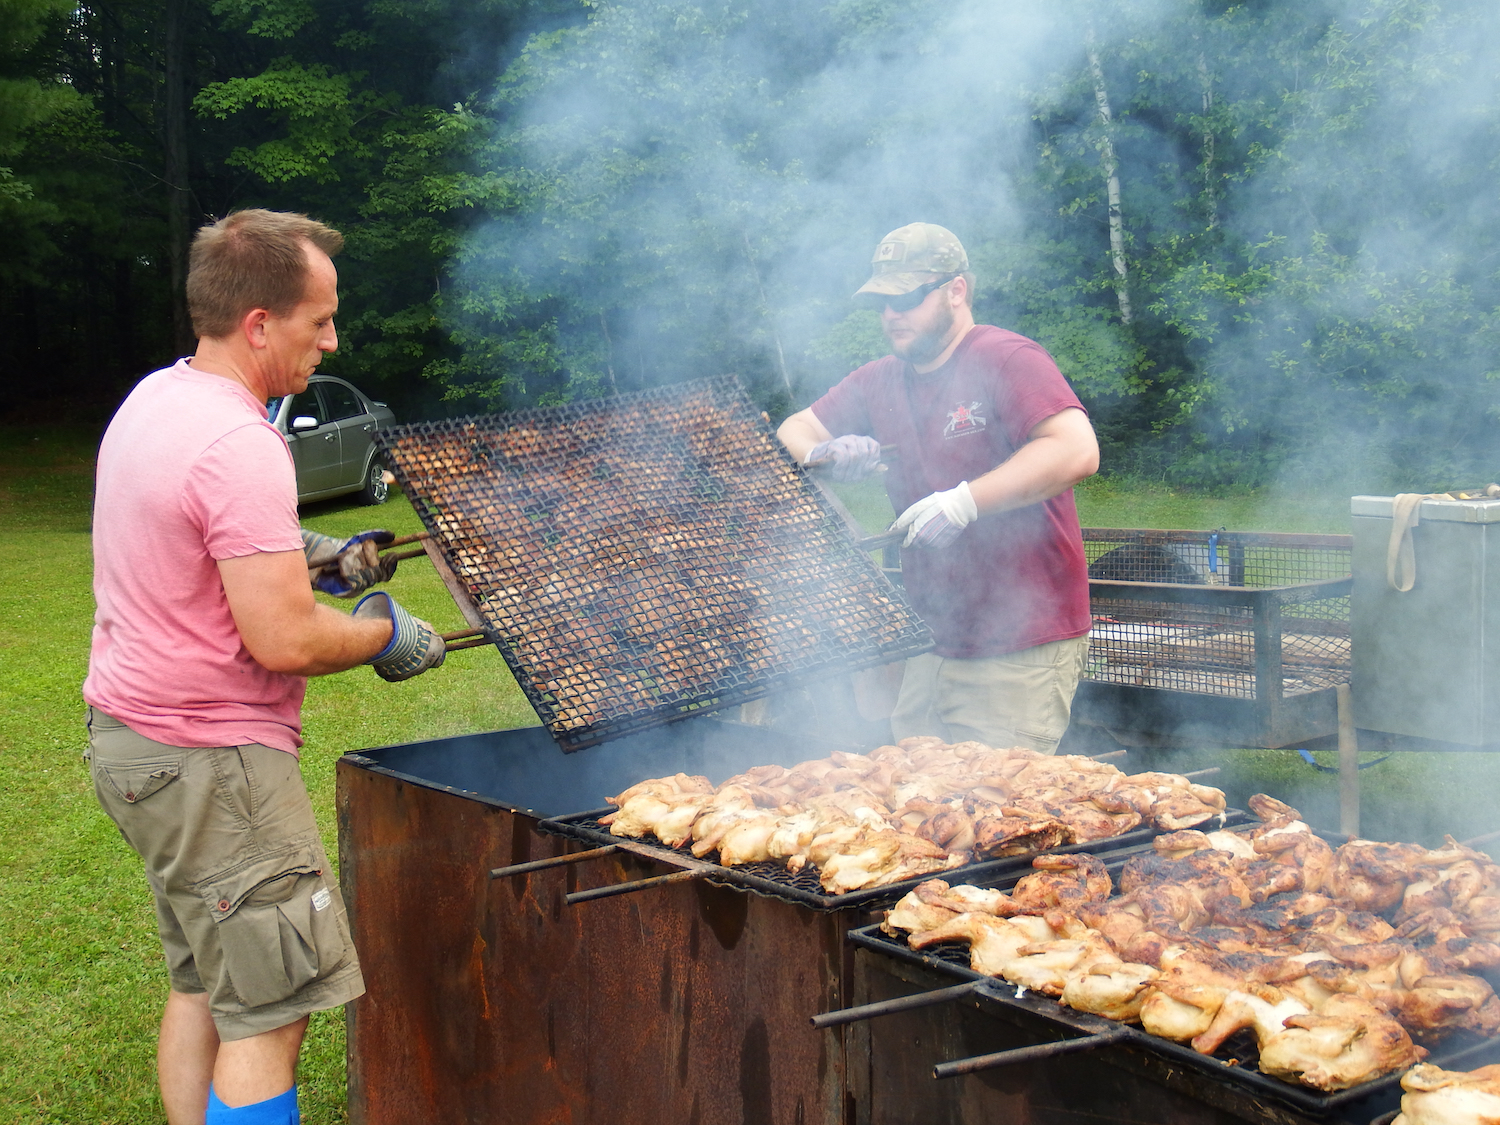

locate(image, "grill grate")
[[849, 891, 1500, 1118], [1083, 529, 1352, 700], [538, 809, 1249, 912], [376, 377, 931, 750]]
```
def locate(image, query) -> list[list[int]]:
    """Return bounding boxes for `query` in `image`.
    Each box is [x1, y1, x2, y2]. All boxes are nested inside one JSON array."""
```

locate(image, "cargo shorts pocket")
[[94, 756, 182, 805], [200, 847, 347, 1009]]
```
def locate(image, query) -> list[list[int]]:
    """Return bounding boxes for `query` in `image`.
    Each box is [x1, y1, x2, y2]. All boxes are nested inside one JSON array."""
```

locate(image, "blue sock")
[[206, 1083, 299, 1125]]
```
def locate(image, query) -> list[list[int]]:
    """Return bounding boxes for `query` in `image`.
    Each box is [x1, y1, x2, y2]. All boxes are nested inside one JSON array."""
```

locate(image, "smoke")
[[441, 0, 1500, 832]]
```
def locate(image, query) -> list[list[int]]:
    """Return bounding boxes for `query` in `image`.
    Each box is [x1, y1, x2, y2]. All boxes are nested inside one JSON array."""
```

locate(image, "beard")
[[888, 297, 957, 367]]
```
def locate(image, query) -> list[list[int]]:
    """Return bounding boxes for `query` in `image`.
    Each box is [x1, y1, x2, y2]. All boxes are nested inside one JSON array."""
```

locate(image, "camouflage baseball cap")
[[853, 222, 969, 299]]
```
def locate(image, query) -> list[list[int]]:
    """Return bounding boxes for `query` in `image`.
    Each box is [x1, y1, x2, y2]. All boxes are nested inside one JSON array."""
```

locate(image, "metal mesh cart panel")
[[1083, 530, 1352, 700], [376, 377, 932, 749]]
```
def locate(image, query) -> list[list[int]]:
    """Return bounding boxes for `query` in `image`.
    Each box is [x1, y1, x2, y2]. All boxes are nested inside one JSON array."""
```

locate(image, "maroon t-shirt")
[[811, 325, 1091, 658]]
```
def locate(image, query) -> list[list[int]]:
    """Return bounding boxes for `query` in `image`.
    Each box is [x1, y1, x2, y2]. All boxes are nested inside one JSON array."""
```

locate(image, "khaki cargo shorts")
[[890, 634, 1091, 754], [85, 707, 364, 1041]]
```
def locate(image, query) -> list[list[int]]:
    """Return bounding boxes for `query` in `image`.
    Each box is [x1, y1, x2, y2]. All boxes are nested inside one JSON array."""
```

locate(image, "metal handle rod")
[[441, 628, 486, 642], [1088, 750, 1128, 762], [1460, 828, 1500, 849], [806, 443, 899, 469], [444, 637, 491, 652], [810, 982, 980, 1029], [565, 869, 705, 905], [385, 546, 429, 562], [382, 532, 431, 549], [489, 846, 619, 879], [1183, 767, 1221, 780], [932, 1028, 1131, 1079]]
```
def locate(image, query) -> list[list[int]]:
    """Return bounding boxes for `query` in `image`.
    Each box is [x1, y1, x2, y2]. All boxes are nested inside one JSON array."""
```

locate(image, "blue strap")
[[1296, 748, 1392, 772], [206, 1084, 298, 1125], [1208, 530, 1219, 575]]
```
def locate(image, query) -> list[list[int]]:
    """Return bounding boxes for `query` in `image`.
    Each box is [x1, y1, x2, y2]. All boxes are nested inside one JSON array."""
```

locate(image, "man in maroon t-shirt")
[[778, 223, 1099, 753]]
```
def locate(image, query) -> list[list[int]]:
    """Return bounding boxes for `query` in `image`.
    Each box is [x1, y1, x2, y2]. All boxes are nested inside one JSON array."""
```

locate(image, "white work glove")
[[894, 482, 978, 549], [804, 435, 883, 483]]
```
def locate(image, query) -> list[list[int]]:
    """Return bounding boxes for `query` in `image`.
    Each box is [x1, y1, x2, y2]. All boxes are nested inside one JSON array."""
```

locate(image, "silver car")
[[267, 375, 396, 505]]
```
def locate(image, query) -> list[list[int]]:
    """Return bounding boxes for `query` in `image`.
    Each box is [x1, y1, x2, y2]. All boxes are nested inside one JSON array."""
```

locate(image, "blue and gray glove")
[[894, 482, 978, 549], [302, 528, 397, 598], [804, 435, 884, 483], [353, 592, 446, 682]]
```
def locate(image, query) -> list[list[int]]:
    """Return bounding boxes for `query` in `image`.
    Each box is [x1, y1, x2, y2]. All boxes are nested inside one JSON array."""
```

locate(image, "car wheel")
[[358, 456, 390, 505]]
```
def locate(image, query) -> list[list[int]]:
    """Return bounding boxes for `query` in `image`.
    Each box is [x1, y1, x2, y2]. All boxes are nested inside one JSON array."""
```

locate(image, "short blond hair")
[[187, 209, 344, 339]]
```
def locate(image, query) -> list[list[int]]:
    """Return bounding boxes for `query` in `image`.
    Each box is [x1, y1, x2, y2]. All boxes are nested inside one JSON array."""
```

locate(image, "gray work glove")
[[353, 592, 446, 681], [894, 482, 978, 549], [804, 435, 883, 483], [302, 528, 397, 598]]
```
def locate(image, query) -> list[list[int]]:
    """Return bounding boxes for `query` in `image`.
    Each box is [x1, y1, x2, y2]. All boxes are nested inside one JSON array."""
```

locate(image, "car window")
[[265, 396, 283, 420], [286, 391, 327, 427], [319, 381, 366, 421]]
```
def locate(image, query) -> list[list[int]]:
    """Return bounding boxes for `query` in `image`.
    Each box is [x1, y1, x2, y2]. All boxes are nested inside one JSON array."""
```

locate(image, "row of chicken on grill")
[[881, 793, 1500, 1094], [600, 737, 1228, 893]]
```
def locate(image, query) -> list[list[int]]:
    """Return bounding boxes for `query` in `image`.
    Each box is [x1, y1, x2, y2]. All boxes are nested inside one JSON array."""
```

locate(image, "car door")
[[284, 388, 342, 496], [317, 379, 377, 489]]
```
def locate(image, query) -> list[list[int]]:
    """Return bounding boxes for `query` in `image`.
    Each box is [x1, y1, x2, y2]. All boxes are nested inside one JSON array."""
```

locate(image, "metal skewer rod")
[[565, 869, 705, 905], [489, 846, 620, 880], [1087, 750, 1128, 762], [810, 982, 981, 1029], [1459, 828, 1500, 849], [932, 1028, 1132, 1079], [1183, 767, 1221, 780]]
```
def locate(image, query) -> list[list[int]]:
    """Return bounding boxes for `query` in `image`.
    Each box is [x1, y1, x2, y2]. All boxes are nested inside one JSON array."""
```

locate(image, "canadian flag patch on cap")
[[874, 240, 905, 262]]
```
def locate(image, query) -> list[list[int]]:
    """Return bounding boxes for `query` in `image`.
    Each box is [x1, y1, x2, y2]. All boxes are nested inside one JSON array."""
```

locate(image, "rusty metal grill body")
[[375, 377, 931, 750], [337, 716, 860, 1125], [1075, 530, 1354, 749]]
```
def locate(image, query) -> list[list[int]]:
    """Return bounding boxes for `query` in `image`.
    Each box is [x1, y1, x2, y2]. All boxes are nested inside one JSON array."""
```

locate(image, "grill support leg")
[[1338, 683, 1360, 837]]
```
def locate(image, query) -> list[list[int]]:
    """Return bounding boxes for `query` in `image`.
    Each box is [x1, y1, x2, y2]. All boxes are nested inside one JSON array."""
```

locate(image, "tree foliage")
[[6, 0, 1500, 490]]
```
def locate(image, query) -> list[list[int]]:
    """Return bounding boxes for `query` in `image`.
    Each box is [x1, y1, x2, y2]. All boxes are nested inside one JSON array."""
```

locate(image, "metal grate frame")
[[377, 377, 932, 750]]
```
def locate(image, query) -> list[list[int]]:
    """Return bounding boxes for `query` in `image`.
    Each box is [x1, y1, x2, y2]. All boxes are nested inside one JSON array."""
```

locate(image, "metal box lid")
[[1351, 494, 1500, 523]]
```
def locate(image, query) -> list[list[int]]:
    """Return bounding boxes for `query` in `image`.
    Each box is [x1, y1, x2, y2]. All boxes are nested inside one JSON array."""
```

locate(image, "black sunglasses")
[[861, 274, 958, 313]]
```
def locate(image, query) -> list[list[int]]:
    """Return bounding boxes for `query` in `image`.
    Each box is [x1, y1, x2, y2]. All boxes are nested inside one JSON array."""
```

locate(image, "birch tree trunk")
[[1086, 27, 1132, 324], [1198, 52, 1217, 229]]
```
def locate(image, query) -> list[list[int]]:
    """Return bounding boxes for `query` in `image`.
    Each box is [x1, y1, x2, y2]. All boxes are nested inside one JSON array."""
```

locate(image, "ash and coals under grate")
[[376, 377, 932, 749]]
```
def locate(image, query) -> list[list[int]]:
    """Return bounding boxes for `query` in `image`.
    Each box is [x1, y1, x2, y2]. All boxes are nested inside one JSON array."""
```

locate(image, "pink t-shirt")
[[83, 360, 307, 753], [811, 325, 1092, 659]]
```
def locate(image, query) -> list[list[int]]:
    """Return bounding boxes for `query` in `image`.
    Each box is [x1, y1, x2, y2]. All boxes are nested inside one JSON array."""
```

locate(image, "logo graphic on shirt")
[[944, 400, 987, 439]]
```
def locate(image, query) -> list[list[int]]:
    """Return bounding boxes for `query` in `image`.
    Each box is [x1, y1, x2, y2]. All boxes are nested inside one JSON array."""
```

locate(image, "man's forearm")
[[220, 550, 393, 675], [776, 408, 833, 462], [966, 408, 1099, 516]]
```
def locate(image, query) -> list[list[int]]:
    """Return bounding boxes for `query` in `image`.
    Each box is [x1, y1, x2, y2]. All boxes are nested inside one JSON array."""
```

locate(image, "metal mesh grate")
[[1083, 530, 1352, 700], [1083, 528, 1352, 586], [376, 377, 932, 749]]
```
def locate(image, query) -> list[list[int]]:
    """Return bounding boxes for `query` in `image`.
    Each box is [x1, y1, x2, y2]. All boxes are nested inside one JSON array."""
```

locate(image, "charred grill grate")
[[538, 808, 1250, 912], [1083, 529, 1353, 701], [376, 377, 932, 750], [850, 920, 1500, 1118]]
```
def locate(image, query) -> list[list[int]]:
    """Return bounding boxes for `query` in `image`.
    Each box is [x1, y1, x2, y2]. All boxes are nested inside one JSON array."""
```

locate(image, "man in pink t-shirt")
[[83, 210, 445, 1125], [779, 223, 1099, 754]]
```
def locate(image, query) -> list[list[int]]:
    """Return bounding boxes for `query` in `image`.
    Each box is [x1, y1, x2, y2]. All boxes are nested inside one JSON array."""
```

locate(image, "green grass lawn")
[[2, 427, 1496, 1122]]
